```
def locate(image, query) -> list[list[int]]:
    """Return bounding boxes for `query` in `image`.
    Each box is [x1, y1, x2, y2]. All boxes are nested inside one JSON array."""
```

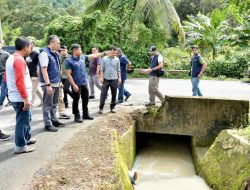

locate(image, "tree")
[[183, 9, 228, 59], [86, 0, 185, 43]]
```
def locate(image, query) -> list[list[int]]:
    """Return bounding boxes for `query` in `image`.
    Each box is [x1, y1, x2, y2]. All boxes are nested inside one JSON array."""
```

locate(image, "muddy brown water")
[[132, 137, 211, 190]]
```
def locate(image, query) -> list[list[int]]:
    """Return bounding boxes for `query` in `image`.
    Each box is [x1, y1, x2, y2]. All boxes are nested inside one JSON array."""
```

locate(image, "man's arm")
[[66, 69, 79, 92], [87, 52, 105, 61], [198, 62, 207, 78]]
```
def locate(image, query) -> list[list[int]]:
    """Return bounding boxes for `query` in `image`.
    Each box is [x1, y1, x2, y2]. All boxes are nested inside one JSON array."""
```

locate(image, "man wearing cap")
[[115, 48, 132, 103], [190, 45, 207, 96], [65, 44, 105, 123], [144, 45, 164, 106]]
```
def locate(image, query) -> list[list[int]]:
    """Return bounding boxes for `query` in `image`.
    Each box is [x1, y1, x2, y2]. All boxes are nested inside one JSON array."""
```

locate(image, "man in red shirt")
[[6, 37, 36, 154]]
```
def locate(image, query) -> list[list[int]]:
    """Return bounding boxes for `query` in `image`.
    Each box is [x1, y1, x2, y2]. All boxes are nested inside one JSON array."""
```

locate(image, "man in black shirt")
[[26, 41, 43, 107]]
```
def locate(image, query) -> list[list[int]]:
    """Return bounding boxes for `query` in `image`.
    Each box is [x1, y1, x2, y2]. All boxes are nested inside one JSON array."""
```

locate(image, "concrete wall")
[[198, 130, 250, 190], [135, 96, 249, 146]]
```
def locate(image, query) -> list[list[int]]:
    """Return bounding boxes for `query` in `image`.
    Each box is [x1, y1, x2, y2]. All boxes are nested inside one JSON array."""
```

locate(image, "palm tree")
[[86, 0, 185, 43]]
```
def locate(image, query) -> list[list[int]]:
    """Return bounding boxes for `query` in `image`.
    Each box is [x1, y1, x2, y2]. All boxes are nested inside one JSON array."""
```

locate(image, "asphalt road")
[[0, 79, 249, 190]]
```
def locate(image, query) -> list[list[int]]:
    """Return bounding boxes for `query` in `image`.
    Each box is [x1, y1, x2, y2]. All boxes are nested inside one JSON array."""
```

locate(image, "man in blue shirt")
[[65, 44, 105, 123], [115, 48, 132, 103], [190, 45, 207, 96]]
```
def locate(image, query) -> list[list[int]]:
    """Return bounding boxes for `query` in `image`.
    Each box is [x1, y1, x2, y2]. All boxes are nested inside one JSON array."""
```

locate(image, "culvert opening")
[[132, 132, 211, 190]]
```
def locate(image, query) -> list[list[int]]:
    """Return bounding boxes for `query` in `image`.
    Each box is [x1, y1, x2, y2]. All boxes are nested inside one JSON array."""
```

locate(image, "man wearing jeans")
[[39, 35, 64, 132], [115, 48, 132, 103], [0, 42, 10, 110], [190, 45, 207, 96], [6, 37, 36, 154]]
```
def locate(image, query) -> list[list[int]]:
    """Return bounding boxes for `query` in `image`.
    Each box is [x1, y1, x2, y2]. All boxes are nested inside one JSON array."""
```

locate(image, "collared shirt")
[[119, 54, 130, 81], [65, 55, 88, 86], [0, 50, 10, 76], [101, 56, 120, 80]]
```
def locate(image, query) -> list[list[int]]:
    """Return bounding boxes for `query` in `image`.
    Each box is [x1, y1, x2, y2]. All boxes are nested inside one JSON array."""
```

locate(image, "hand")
[[47, 86, 53, 96], [118, 78, 121, 84], [100, 77, 104, 84], [144, 69, 152, 74], [198, 73, 202, 78], [73, 85, 79, 92], [60, 82, 64, 88], [23, 98, 30, 111]]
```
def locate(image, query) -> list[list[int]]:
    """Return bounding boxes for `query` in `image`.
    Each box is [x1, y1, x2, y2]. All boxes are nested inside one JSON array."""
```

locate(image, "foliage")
[[206, 48, 250, 78], [162, 47, 190, 70], [87, 0, 185, 43], [0, 0, 86, 44], [172, 0, 227, 21], [45, 0, 171, 67], [183, 9, 228, 59]]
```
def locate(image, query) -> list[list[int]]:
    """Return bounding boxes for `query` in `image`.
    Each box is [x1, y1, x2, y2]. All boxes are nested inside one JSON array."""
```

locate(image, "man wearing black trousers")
[[65, 44, 105, 123], [98, 46, 121, 114]]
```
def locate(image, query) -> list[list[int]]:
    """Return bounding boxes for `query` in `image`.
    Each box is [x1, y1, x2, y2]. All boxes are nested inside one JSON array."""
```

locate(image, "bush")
[[206, 49, 250, 78], [162, 47, 190, 70]]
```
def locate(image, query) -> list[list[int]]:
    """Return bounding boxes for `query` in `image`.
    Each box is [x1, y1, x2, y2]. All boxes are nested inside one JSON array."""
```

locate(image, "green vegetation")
[[0, 0, 249, 79]]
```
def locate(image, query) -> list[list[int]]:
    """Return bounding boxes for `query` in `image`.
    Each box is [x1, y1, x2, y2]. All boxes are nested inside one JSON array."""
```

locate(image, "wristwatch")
[[45, 83, 51, 87]]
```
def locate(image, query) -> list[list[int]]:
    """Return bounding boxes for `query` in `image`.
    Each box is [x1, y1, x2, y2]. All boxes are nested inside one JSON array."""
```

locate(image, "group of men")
[[0, 34, 207, 155]]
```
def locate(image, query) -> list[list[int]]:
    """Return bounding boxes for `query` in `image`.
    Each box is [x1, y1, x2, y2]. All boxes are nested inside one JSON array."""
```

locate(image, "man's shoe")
[[52, 120, 65, 127], [125, 94, 131, 101], [27, 138, 37, 145], [45, 126, 58, 132], [116, 100, 123, 104], [5, 102, 11, 107], [74, 114, 83, 123], [145, 103, 155, 107], [89, 95, 95, 99], [14, 146, 35, 154], [98, 109, 103, 114], [0, 132, 11, 141], [37, 102, 43, 107], [59, 113, 71, 119], [111, 108, 116, 113], [0, 105, 3, 110], [83, 115, 94, 120]]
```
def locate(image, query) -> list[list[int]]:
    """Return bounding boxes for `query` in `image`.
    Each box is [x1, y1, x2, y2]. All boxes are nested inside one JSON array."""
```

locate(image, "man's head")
[[149, 45, 157, 55], [114, 48, 122, 57], [91, 46, 99, 54], [48, 35, 60, 51], [71, 44, 82, 57], [108, 46, 117, 57], [191, 45, 199, 55], [59, 45, 68, 57], [15, 37, 32, 57]]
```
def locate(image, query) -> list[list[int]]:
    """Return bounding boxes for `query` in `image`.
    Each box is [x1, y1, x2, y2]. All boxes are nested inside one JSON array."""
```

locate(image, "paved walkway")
[[0, 79, 249, 190]]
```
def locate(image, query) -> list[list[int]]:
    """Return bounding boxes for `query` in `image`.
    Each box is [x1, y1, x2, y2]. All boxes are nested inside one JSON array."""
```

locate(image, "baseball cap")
[[149, 45, 157, 52]]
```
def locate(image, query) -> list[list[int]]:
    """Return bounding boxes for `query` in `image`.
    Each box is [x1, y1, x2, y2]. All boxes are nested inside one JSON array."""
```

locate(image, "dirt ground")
[[31, 107, 140, 190]]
